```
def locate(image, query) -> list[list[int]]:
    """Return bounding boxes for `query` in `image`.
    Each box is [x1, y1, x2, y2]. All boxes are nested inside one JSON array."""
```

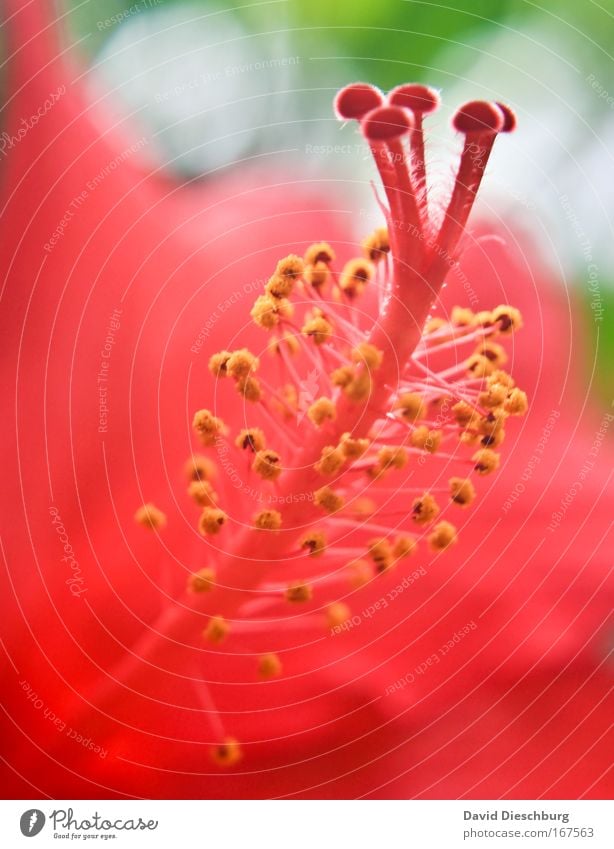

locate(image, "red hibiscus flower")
[[1, 1, 611, 801]]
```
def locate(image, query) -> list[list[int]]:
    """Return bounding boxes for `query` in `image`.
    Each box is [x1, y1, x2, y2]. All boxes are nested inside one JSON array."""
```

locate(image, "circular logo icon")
[[19, 810, 45, 837]]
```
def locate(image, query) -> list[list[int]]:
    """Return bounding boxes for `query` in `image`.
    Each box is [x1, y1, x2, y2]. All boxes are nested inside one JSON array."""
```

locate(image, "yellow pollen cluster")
[[428, 521, 457, 551], [394, 392, 426, 422], [410, 425, 442, 453], [307, 397, 336, 427], [203, 615, 229, 644], [370, 445, 408, 478], [300, 530, 326, 556], [192, 409, 226, 446], [253, 509, 282, 531], [235, 427, 266, 452], [339, 258, 375, 297], [258, 653, 282, 679], [339, 433, 370, 459], [314, 485, 345, 513], [412, 492, 440, 525], [187, 567, 216, 593], [185, 454, 217, 481], [472, 448, 500, 475], [367, 537, 394, 572], [285, 582, 313, 603], [304, 261, 330, 289], [315, 445, 345, 476], [326, 602, 351, 629], [304, 241, 335, 266], [251, 293, 293, 329], [198, 507, 227, 535], [210, 738, 242, 767], [449, 477, 476, 507], [351, 341, 384, 370], [394, 535, 417, 558], [252, 449, 282, 480], [134, 503, 166, 530], [188, 479, 217, 507], [302, 311, 334, 345], [361, 227, 390, 262]]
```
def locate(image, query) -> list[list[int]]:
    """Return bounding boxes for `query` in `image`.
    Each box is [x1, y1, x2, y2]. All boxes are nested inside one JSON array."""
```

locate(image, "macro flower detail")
[[135, 82, 527, 766]]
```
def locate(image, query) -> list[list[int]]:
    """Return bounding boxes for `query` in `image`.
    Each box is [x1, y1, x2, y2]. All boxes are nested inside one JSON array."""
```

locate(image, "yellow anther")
[[367, 537, 394, 572], [449, 477, 476, 507], [192, 409, 226, 446], [348, 558, 373, 587], [253, 509, 283, 531], [188, 480, 217, 507], [252, 449, 282, 481], [424, 316, 447, 334], [187, 567, 216, 593], [268, 332, 299, 357], [477, 410, 507, 438], [184, 455, 216, 483], [339, 433, 370, 460], [251, 294, 293, 329], [412, 492, 440, 525], [466, 353, 496, 377], [377, 445, 409, 470], [134, 503, 166, 530], [304, 261, 330, 289], [271, 254, 304, 295], [361, 226, 390, 262], [478, 383, 508, 409], [265, 274, 293, 299], [236, 375, 262, 402], [299, 530, 326, 557], [504, 387, 528, 416], [342, 369, 371, 401], [473, 310, 495, 328], [472, 448, 500, 475], [235, 427, 266, 453], [452, 400, 475, 427], [208, 350, 232, 378], [314, 485, 344, 514], [302, 314, 334, 345], [493, 304, 523, 334], [307, 397, 336, 427], [393, 535, 417, 559], [351, 341, 383, 370], [210, 738, 242, 767], [315, 445, 345, 476], [459, 429, 480, 446], [331, 365, 355, 388], [481, 428, 505, 448], [258, 653, 282, 679], [285, 581, 313, 603], [226, 348, 259, 380], [428, 521, 457, 551], [394, 392, 426, 422], [198, 507, 227, 535], [351, 496, 377, 516], [326, 602, 351, 629], [304, 241, 335, 266], [487, 369, 515, 389], [410, 425, 442, 454], [203, 615, 229, 644], [451, 306, 474, 326], [339, 258, 375, 297], [475, 340, 507, 367]]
